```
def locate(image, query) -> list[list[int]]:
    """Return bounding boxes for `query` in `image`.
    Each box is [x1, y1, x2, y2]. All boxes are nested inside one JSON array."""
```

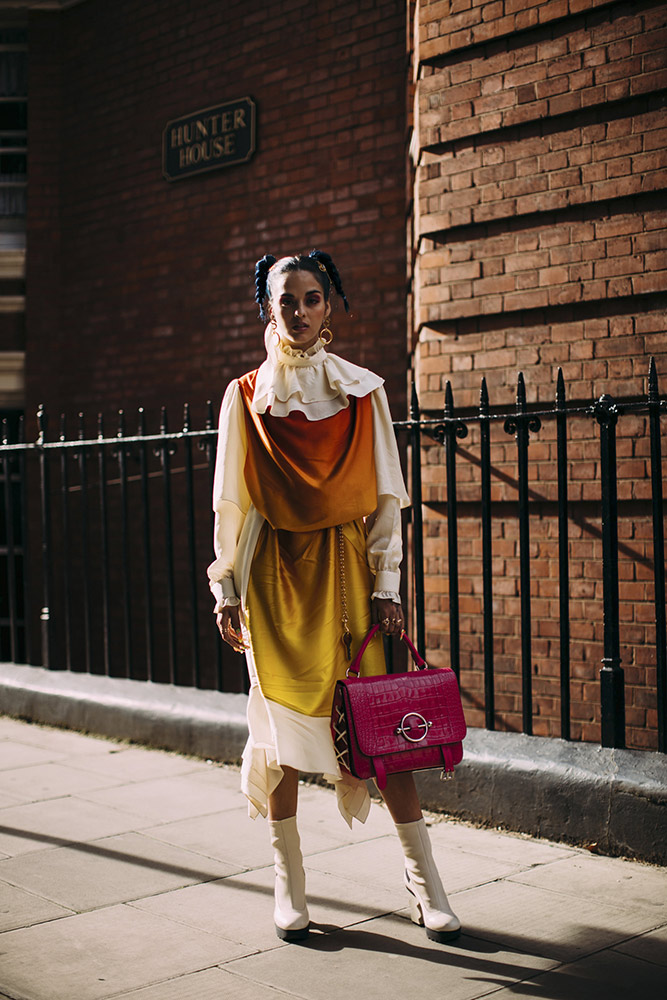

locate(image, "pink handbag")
[[331, 625, 467, 789]]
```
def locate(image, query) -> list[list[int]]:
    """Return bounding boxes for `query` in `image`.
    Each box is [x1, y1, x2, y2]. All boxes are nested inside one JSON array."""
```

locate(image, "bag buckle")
[[395, 712, 432, 743]]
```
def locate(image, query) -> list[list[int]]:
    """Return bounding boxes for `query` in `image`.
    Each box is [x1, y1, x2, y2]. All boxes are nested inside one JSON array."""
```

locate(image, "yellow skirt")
[[245, 518, 386, 718]]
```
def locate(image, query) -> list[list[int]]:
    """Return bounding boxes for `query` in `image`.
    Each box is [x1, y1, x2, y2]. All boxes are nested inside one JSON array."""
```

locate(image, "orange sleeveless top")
[[238, 370, 377, 531]]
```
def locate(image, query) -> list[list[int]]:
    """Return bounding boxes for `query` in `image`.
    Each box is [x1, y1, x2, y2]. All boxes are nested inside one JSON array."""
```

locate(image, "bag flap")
[[339, 668, 466, 757]]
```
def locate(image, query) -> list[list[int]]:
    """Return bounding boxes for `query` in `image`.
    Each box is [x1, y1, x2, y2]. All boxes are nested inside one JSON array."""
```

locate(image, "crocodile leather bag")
[[331, 625, 466, 789]]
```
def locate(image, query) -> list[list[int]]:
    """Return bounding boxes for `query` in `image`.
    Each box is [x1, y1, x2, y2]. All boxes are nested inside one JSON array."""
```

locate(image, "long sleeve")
[[207, 380, 251, 608], [366, 494, 403, 596], [366, 388, 411, 599]]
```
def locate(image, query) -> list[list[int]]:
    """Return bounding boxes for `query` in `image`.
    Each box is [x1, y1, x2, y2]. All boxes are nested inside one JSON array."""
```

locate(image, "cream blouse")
[[207, 335, 410, 610]]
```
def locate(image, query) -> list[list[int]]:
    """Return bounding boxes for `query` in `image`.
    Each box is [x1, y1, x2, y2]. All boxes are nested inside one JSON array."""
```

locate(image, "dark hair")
[[254, 249, 350, 322]]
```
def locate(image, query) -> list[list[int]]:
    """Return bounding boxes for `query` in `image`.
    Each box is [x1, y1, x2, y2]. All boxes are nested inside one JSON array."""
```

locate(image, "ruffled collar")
[[251, 327, 383, 420]]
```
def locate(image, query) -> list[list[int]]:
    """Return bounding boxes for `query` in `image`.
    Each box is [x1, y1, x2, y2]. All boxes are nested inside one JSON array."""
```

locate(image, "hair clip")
[[317, 262, 327, 273]]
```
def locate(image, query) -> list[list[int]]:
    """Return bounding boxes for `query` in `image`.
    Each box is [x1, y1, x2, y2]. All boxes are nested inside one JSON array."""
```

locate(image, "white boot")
[[269, 816, 310, 942], [395, 818, 461, 943]]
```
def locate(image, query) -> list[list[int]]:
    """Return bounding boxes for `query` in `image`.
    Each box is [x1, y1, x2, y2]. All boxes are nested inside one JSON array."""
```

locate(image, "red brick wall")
[[411, 0, 667, 749], [26, 0, 408, 430], [23, 0, 408, 687]]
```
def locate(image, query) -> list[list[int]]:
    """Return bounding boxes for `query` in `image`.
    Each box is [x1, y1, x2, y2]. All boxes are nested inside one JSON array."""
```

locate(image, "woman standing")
[[208, 250, 460, 944]]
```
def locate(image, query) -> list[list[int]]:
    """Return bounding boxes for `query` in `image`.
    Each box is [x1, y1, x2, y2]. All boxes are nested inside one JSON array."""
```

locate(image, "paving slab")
[[0, 741, 68, 770], [0, 789, 25, 809], [130, 873, 289, 954], [78, 770, 242, 823], [452, 878, 665, 962], [0, 831, 239, 911], [302, 835, 405, 894], [0, 796, 150, 857], [110, 967, 293, 1000], [0, 904, 251, 1000], [508, 852, 667, 916], [132, 863, 406, 954], [143, 806, 285, 869], [489, 946, 667, 999], [0, 761, 126, 801], [0, 720, 115, 755], [64, 745, 217, 781], [306, 834, 524, 897], [426, 816, 579, 867], [0, 880, 73, 932], [225, 913, 557, 1000], [613, 923, 667, 967], [295, 780, 397, 845]]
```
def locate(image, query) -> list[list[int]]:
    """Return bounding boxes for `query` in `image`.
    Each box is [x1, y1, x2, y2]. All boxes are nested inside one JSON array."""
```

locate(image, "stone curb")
[[0, 662, 248, 762], [2, 662, 666, 864]]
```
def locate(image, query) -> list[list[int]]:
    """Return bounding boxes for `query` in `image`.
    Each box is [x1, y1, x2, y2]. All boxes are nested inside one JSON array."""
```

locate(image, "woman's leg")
[[268, 765, 299, 820], [381, 771, 461, 943], [267, 766, 309, 941], [380, 771, 423, 823]]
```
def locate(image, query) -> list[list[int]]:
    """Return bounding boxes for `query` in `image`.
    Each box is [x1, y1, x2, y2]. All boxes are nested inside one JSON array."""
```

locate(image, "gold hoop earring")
[[320, 325, 333, 346], [269, 318, 279, 344]]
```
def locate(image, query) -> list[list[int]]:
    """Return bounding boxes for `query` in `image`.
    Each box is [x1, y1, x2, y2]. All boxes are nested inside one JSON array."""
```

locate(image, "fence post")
[[18, 415, 32, 665], [434, 381, 468, 678], [97, 413, 111, 676], [594, 394, 625, 748], [648, 358, 666, 753], [137, 408, 155, 681], [37, 405, 53, 668], [117, 410, 133, 678], [410, 382, 425, 659], [2, 418, 19, 662], [158, 406, 177, 684], [183, 403, 201, 687], [203, 400, 225, 690], [556, 369, 571, 740], [479, 377, 495, 728], [59, 414, 73, 672], [504, 373, 540, 735]]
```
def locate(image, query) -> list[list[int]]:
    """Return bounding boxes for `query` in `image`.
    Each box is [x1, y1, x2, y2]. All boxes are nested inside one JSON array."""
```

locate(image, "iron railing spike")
[[480, 376, 489, 410]]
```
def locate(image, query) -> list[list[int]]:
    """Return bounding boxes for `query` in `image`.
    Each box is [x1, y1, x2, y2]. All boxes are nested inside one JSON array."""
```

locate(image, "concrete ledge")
[[0, 662, 248, 762], [2, 662, 666, 864], [414, 729, 667, 866]]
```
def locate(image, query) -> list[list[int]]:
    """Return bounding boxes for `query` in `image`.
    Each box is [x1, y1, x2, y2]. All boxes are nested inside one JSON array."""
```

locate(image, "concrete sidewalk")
[[0, 716, 665, 1000]]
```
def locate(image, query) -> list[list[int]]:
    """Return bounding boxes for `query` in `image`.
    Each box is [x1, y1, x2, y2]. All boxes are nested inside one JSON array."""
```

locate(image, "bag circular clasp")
[[395, 712, 432, 743]]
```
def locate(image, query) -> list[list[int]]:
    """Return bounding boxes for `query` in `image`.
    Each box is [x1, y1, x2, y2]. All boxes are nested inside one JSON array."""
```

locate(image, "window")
[[0, 27, 27, 221]]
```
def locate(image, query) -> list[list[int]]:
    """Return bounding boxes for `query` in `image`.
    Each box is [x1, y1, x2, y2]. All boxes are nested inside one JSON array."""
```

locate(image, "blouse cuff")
[[210, 575, 239, 613], [373, 569, 400, 594], [371, 590, 400, 603], [214, 595, 241, 614]]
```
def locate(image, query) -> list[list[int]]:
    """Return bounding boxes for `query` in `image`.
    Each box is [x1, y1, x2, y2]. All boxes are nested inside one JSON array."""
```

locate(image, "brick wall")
[[23, 0, 408, 687], [411, 0, 667, 749], [26, 0, 408, 430]]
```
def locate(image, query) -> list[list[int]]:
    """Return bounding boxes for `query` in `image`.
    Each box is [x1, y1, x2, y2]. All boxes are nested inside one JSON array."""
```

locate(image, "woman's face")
[[268, 269, 330, 351]]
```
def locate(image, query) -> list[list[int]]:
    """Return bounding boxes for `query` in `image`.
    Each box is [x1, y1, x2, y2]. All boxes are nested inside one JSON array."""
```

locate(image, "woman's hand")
[[216, 604, 248, 653], [371, 596, 405, 637]]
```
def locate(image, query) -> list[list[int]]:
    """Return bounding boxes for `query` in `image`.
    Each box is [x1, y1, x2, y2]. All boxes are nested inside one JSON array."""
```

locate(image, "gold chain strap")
[[337, 524, 352, 660]]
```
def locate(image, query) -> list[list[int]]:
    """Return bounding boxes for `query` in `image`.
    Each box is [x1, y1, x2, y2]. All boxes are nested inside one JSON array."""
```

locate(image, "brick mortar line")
[[415, 188, 667, 248], [417, 91, 667, 161], [415, 0, 656, 72]]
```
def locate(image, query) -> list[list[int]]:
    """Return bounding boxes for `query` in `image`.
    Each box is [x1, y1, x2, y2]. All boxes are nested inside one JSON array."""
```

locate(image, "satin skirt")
[[245, 518, 386, 717], [240, 518, 386, 825]]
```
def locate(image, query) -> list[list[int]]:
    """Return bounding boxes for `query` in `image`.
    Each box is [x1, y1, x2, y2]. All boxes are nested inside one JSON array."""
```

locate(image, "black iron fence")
[[1, 362, 665, 753]]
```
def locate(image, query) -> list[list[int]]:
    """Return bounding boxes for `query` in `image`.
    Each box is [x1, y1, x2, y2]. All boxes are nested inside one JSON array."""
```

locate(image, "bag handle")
[[346, 624, 428, 677]]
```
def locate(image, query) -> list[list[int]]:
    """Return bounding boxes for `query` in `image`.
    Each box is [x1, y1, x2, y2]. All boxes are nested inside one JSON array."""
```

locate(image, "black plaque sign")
[[162, 97, 256, 181]]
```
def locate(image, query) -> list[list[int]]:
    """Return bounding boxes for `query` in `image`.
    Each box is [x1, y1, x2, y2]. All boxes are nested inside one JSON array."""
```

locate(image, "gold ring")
[[382, 617, 391, 626]]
